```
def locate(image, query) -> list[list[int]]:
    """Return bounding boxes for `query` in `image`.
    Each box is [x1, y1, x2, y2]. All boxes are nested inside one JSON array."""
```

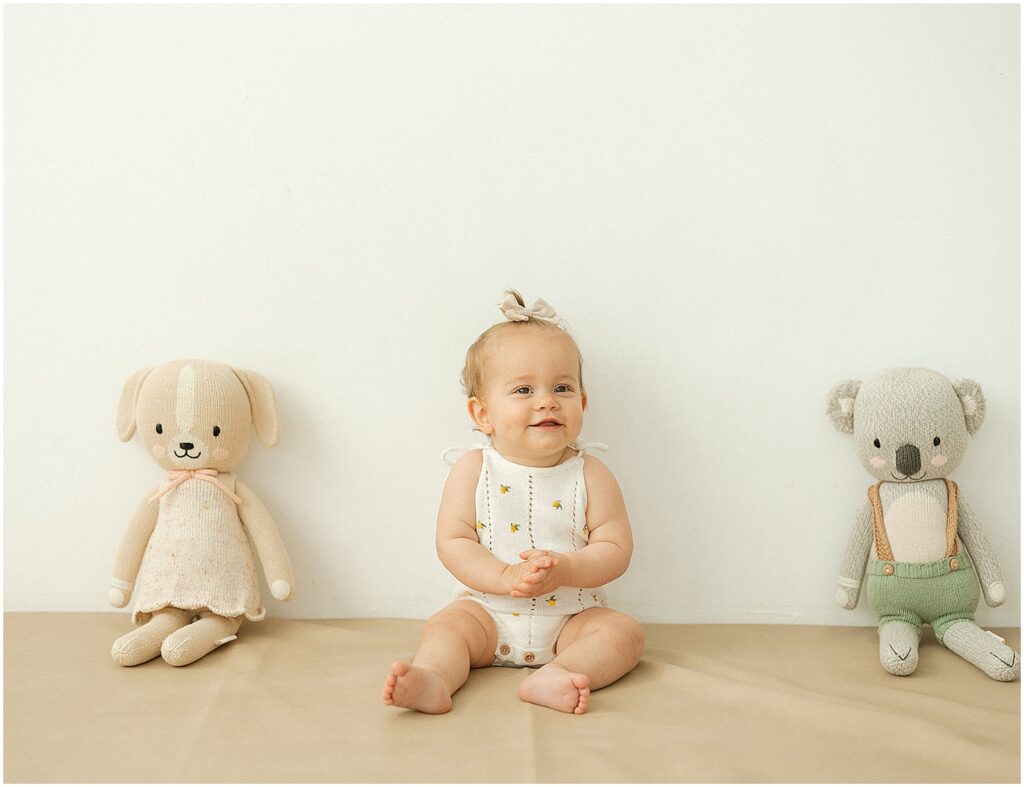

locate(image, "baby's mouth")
[[530, 420, 563, 429]]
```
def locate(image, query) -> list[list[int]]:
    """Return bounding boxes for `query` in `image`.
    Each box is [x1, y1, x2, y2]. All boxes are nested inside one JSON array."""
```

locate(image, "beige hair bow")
[[498, 291, 564, 327]]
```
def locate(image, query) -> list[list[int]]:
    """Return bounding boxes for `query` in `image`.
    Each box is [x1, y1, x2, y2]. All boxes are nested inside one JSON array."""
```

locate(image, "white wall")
[[5, 4, 1019, 627]]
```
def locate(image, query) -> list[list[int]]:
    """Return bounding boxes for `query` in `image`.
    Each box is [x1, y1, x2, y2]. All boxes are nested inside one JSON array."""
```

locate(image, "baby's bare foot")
[[382, 661, 453, 714], [518, 664, 590, 714]]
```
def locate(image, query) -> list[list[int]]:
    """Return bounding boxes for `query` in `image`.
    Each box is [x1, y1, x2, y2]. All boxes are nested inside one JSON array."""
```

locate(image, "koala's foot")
[[161, 612, 242, 667], [878, 621, 920, 676], [942, 621, 1021, 682], [111, 607, 193, 666]]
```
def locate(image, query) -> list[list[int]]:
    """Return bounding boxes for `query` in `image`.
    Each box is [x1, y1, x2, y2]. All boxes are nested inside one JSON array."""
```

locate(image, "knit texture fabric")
[[942, 621, 1021, 681], [111, 607, 193, 666], [869, 479, 958, 562], [133, 474, 265, 624], [866, 552, 979, 641], [877, 620, 920, 676], [837, 501, 873, 594], [457, 447, 606, 615], [956, 496, 1004, 601]]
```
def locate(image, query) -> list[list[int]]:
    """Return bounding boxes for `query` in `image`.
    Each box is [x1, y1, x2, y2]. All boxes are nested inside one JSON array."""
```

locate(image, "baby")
[[383, 290, 644, 714]]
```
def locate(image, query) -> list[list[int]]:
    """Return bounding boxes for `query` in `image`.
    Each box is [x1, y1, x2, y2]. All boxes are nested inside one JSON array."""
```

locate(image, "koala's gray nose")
[[179, 442, 195, 451], [896, 444, 921, 477]]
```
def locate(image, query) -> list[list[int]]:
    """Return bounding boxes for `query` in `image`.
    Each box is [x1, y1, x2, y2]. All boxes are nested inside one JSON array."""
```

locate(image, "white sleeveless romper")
[[456, 446, 607, 666]]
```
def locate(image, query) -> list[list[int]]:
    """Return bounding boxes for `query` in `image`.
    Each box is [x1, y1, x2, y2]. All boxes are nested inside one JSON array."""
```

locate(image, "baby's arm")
[[436, 451, 550, 594], [525, 456, 632, 593]]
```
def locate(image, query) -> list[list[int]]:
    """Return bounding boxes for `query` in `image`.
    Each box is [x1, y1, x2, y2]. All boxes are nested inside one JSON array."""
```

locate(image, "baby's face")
[[470, 327, 586, 467]]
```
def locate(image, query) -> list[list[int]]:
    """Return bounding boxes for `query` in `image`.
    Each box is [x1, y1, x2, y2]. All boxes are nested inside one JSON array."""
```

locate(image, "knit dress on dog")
[[132, 473, 265, 624]]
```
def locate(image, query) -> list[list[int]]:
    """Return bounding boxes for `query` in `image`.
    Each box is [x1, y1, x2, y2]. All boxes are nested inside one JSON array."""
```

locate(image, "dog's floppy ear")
[[117, 367, 154, 441], [231, 367, 280, 448]]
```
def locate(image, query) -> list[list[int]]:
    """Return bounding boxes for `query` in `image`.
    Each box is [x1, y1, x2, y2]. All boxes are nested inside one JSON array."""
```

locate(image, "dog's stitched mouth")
[[174, 450, 202, 459]]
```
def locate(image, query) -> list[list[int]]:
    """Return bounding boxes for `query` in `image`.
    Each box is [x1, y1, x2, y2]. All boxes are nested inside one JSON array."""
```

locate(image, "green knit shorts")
[[865, 552, 980, 642]]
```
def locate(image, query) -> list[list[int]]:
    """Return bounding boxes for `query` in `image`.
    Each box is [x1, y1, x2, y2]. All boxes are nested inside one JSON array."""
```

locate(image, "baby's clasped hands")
[[507, 549, 565, 598]]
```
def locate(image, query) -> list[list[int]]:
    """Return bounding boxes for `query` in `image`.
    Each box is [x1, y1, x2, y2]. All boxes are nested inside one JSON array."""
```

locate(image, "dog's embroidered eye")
[[155, 424, 163, 435], [873, 438, 880, 448], [933, 436, 940, 446], [213, 426, 221, 437]]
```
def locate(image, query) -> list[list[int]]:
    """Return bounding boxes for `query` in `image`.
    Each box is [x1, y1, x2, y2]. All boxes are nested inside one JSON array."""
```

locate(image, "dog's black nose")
[[896, 444, 921, 477], [179, 442, 195, 451]]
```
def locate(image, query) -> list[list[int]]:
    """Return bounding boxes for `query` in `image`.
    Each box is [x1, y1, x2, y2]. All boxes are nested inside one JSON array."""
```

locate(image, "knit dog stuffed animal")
[[109, 359, 294, 667], [828, 368, 1018, 680]]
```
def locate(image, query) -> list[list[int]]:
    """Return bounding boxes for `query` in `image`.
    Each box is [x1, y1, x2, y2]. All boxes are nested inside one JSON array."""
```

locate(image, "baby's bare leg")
[[519, 608, 644, 714], [383, 600, 497, 714]]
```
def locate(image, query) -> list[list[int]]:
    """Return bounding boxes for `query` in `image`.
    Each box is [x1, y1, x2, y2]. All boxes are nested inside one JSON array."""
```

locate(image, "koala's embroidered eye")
[[213, 426, 221, 437], [155, 424, 163, 435], [933, 436, 940, 446], [873, 438, 880, 448]]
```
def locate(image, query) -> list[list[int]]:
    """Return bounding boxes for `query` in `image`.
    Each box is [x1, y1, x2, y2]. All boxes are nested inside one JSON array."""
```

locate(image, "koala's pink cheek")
[[212, 447, 230, 462], [869, 456, 886, 469], [931, 455, 948, 467], [151, 445, 166, 458]]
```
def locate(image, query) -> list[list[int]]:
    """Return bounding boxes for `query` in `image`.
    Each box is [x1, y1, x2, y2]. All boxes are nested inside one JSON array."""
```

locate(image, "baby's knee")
[[423, 609, 475, 639], [601, 611, 645, 656]]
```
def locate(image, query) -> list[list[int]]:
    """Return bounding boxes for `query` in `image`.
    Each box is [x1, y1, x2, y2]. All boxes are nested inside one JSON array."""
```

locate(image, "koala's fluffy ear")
[[953, 379, 986, 435], [826, 380, 861, 434], [232, 367, 280, 448], [117, 367, 154, 442]]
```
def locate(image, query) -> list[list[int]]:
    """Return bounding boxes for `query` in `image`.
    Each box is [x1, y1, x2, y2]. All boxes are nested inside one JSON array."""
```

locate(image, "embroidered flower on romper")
[[500, 485, 510, 494], [552, 500, 562, 510], [510, 523, 521, 533], [546, 595, 557, 607]]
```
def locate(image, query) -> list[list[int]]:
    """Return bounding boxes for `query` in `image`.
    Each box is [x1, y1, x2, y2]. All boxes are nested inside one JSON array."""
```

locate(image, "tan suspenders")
[[868, 479, 959, 562]]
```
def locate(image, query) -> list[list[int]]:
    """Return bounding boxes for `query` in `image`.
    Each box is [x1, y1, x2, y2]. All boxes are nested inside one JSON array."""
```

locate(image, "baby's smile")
[[530, 419, 563, 430]]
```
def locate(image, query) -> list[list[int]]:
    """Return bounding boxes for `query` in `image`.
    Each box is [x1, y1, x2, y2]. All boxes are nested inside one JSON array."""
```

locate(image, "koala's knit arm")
[[112, 490, 161, 587], [236, 480, 295, 601], [836, 501, 873, 608], [956, 494, 1006, 606]]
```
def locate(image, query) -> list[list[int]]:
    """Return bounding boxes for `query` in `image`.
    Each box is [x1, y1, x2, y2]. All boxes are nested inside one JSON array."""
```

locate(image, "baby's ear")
[[953, 379, 986, 435], [826, 380, 861, 434], [231, 367, 280, 447], [117, 367, 154, 441]]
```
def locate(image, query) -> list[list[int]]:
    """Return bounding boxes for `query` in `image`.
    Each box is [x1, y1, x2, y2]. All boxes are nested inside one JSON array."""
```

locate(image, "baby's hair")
[[461, 289, 585, 399]]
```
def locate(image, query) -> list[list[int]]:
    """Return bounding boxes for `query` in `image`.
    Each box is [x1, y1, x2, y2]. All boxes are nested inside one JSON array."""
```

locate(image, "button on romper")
[[456, 446, 607, 666]]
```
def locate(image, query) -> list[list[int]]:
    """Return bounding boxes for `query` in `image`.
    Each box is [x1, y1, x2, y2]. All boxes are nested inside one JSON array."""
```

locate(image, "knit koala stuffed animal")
[[109, 359, 294, 667], [828, 368, 1018, 680]]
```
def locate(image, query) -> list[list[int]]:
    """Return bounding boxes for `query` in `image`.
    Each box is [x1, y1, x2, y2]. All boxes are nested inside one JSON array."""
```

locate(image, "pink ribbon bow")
[[149, 469, 242, 504]]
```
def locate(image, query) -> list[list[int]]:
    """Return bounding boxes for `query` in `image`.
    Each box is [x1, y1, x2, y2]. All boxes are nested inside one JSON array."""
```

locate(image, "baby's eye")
[[513, 386, 532, 395], [554, 384, 574, 393]]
